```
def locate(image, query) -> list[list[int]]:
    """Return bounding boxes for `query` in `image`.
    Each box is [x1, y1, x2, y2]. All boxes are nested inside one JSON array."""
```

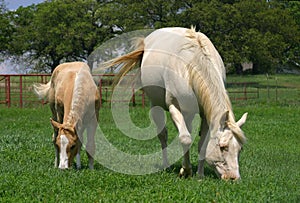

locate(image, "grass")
[[1, 74, 300, 202], [1, 102, 300, 202]]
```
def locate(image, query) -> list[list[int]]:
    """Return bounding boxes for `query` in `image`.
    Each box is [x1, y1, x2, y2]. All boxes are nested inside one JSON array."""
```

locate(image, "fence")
[[0, 74, 298, 108], [0, 74, 146, 108], [226, 82, 259, 101]]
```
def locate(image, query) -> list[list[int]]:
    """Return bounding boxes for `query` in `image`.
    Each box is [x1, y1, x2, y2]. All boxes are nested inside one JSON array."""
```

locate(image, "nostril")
[[233, 176, 241, 181]]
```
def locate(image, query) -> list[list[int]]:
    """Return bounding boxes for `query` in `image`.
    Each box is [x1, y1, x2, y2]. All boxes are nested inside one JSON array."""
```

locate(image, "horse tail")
[[105, 38, 145, 86], [33, 81, 51, 101]]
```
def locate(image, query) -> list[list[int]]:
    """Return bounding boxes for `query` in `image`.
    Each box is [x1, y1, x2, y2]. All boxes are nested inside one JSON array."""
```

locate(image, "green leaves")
[[1, 0, 299, 73]]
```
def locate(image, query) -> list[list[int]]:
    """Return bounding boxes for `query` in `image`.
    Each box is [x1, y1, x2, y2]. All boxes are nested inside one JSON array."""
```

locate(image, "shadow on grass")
[[164, 162, 219, 179]]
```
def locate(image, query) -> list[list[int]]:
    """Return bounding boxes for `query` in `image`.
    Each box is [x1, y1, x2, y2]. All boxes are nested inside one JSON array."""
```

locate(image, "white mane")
[[184, 28, 229, 122]]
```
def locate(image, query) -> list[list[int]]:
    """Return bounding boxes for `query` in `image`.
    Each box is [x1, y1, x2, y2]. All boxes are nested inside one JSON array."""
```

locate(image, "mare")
[[105, 27, 248, 180], [34, 62, 100, 169]]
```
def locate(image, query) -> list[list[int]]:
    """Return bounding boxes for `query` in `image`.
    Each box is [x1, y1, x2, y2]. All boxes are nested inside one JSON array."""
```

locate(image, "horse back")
[[49, 62, 94, 120]]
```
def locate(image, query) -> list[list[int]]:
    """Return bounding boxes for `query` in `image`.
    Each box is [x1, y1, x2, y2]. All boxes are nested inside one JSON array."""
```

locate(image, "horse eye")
[[70, 145, 76, 150]]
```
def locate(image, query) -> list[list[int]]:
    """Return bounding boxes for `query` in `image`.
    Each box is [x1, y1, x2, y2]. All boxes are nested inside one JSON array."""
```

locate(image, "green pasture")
[[1, 74, 300, 202], [1, 105, 300, 202]]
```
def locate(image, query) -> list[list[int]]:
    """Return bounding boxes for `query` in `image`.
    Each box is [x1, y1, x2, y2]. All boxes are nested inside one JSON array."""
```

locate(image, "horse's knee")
[[179, 134, 192, 146]]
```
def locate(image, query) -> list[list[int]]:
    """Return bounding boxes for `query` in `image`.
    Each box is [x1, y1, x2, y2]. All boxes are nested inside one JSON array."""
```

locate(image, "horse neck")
[[65, 73, 87, 129], [193, 78, 234, 127]]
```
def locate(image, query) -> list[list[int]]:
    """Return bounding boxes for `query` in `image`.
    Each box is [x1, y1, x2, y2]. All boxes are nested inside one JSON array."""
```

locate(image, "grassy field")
[[0, 74, 300, 202]]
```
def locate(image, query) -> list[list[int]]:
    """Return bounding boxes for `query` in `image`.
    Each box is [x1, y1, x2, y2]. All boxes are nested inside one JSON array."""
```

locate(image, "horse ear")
[[50, 118, 61, 130], [219, 111, 229, 130], [236, 112, 248, 127]]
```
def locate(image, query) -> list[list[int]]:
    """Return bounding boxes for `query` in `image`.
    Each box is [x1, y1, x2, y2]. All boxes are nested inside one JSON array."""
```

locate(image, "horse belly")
[[141, 67, 168, 109], [141, 66, 198, 114]]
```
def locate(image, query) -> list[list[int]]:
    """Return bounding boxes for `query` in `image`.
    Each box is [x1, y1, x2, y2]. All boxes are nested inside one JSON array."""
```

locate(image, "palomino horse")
[[105, 27, 248, 180], [34, 62, 100, 169]]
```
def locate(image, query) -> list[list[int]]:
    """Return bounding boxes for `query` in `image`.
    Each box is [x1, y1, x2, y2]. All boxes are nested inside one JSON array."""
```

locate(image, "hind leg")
[[151, 106, 169, 168]]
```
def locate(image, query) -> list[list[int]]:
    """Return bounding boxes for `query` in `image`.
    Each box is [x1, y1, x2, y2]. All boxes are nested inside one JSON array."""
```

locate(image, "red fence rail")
[[226, 82, 259, 100], [0, 74, 147, 108], [0, 74, 259, 108]]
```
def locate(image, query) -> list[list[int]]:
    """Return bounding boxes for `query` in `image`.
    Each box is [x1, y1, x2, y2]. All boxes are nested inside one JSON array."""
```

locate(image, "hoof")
[[179, 167, 192, 178]]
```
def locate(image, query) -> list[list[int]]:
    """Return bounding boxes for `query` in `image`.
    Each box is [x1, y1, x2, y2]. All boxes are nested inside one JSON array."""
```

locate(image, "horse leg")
[[181, 113, 195, 177], [50, 103, 59, 168], [76, 133, 83, 170], [168, 104, 192, 177], [197, 116, 208, 178], [150, 106, 169, 168], [86, 119, 97, 170]]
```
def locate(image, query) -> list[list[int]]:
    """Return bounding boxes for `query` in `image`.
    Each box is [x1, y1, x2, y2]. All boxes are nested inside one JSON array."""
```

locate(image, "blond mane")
[[185, 27, 246, 144], [65, 68, 89, 128]]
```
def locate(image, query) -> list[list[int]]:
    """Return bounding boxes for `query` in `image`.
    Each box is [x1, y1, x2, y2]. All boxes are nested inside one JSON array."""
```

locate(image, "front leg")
[[76, 140, 82, 169], [86, 120, 97, 170], [197, 116, 208, 178], [169, 104, 192, 177], [52, 133, 59, 168]]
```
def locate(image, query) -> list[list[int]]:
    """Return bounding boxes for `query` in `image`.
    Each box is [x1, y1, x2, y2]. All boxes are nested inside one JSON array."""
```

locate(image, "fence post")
[[132, 86, 136, 106], [99, 77, 102, 108], [243, 83, 247, 100], [275, 77, 278, 103], [5, 76, 11, 108], [266, 74, 270, 101], [142, 90, 145, 108], [19, 75, 23, 108]]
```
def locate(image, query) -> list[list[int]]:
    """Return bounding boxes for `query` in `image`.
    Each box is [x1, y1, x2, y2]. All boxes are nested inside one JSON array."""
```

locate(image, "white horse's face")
[[51, 120, 79, 169], [205, 112, 247, 180]]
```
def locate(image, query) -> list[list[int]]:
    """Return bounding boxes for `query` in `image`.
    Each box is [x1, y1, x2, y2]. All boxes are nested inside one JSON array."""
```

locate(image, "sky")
[[1, 1, 44, 73], [5, 0, 44, 10]]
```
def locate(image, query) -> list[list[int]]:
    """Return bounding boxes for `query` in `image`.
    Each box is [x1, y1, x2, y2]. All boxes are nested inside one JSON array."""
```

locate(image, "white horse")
[[106, 27, 248, 180], [34, 62, 100, 169]]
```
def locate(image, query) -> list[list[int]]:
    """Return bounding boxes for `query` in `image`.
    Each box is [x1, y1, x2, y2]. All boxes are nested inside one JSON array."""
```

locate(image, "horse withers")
[[105, 27, 248, 180], [34, 62, 100, 169]]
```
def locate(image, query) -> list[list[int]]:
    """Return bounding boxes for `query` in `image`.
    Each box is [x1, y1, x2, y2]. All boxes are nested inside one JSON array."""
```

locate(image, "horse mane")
[[184, 27, 246, 144], [184, 28, 228, 120], [65, 67, 89, 129]]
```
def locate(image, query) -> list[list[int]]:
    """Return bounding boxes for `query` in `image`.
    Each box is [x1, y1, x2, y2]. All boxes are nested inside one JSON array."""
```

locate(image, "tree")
[[2, 0, 299, 74], [0, 0, 13, 60], [178, 0, 300, 73], [97, 0, 185, 31], [7, 0, 114, 72]]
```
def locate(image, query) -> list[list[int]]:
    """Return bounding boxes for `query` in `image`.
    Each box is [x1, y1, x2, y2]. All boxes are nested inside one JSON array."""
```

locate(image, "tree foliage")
[[0, 0, 299, 73]]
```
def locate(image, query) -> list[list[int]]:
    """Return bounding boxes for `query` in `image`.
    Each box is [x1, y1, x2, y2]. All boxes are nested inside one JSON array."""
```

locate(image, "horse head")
[[50, 119, 80, 169], [205, 111, 248, 180]]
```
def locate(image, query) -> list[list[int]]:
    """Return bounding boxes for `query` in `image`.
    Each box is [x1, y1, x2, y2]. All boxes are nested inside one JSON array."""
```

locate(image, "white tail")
[[33, 82, 51, 100]]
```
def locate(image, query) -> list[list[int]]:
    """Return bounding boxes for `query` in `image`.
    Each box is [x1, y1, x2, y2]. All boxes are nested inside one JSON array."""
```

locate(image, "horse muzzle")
[[221, 171, 240, 180], [58, 158, 69, 169]]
